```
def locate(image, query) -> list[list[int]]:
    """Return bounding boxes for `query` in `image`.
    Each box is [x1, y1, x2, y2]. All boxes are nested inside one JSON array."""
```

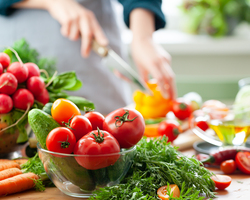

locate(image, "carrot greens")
[[90, 136, 216, 200]]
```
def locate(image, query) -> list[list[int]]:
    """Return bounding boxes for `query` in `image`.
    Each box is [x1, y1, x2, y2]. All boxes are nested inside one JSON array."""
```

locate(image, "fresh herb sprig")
[[91, 136, 215, 199]]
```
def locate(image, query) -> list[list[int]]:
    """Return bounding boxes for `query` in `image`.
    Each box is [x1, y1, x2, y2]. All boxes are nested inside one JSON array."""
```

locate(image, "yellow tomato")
[[51, 98, 81, 125]]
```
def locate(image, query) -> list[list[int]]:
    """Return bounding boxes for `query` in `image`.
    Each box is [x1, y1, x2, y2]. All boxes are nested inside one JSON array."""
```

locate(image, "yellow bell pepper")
[[133, 81, 172, 119]]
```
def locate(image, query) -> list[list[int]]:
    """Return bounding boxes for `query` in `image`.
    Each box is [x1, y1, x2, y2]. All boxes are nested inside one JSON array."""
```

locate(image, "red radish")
[[0, 53, 10, 69], [24, 62, 40, 78], [35, 88, 49, 105], [0, 94, 13, 114], [26, 77, 45, 97], [0, 64, 3, 75], [7, 62, 28, 83], [12, 89, 34, 110], [0, 73, 18, 95]]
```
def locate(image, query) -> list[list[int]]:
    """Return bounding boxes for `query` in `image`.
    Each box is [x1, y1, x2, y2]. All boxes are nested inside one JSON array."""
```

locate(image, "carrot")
[[0, 172, 39, 196], [0, 161, 21, 171], [13, 159, 28, 166], [0, 168, 23, 181]]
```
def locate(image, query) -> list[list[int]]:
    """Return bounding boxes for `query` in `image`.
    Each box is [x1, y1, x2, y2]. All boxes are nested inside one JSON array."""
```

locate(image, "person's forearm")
[[130, 8, 155, 41], [12, 0, 49, 9]]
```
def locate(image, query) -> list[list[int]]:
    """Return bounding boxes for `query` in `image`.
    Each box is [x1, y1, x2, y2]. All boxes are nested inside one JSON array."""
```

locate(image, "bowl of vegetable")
[[191, 100, 250, 147], [37, 143, 136, 198]]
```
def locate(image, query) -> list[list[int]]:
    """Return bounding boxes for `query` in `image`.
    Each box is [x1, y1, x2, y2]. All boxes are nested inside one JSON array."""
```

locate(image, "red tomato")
[[84, 111, 105, 130], [196, 120, 209, 131], [69, 115, 92, 141], [157, 120, 181, 142], [46, 127, 76, 156], [157, 184, 180, 200], [103, 108, 145, 148], [74, 129, 120, 170], [172, 99, 192, 120], [211, 175, 232, 190], [220, 159, 236, 174], [235, 152, 250, 174]]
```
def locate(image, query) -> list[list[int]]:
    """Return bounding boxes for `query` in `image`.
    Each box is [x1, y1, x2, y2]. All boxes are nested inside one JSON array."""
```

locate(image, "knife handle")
[[92, 39, 109, 57]]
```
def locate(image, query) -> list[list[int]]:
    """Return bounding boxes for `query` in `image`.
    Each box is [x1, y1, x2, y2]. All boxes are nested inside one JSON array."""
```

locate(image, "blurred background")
[[112, 0, 250, 104]]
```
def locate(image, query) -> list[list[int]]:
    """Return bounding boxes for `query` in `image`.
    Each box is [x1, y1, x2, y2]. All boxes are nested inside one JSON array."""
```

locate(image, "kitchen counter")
[[1, 146, 250, 200]]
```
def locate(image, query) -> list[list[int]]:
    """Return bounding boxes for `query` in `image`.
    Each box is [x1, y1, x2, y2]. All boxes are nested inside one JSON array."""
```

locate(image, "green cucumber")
[[42, 102, 53, 116], [28, 109, 60, 149]]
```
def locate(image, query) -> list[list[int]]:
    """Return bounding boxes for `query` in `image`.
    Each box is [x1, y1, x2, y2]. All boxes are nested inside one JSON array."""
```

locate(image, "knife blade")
[[92, 40, 152, 95]]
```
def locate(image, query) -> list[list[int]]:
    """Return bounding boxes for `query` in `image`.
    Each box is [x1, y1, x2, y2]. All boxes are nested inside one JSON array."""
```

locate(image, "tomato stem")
[[179, 103, 187, 110], [92, 128, 105, 143], [114, 110, 137, 127], [62, 115, 75, 130], [173, 128, 180, 136], [58, 135, 70, 149], [84, 107, 94, 113]]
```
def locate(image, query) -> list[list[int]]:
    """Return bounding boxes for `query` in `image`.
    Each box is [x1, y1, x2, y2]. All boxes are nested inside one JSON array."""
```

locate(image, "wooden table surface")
[[2, 147, 250, 200]]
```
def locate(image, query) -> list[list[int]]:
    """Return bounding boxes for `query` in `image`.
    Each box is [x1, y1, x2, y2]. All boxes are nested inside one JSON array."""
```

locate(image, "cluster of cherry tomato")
[[0, 52, 49, 114], [46, 98, 145, 170]]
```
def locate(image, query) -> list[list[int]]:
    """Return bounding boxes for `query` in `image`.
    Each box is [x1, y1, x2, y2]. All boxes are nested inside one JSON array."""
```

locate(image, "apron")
[[0, 0, 132, 115]]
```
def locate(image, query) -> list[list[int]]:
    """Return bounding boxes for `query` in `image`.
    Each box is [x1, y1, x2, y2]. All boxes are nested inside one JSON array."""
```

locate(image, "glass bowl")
[[191, 105, 250, 147], [37, 143, 136, 198]]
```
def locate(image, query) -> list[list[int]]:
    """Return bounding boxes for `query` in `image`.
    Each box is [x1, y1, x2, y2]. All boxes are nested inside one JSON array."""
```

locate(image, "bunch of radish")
[[0, 50, 49, 114]]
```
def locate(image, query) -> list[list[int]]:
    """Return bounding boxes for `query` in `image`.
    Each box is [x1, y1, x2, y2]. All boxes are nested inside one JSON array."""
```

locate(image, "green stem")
[[92, 128, 105, 143], [114, 110, 137, 127]]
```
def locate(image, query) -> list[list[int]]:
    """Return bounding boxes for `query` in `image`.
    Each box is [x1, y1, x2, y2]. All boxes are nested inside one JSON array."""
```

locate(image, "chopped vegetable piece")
[[211, 175, 232, 190], [157, 184, 180, 200]]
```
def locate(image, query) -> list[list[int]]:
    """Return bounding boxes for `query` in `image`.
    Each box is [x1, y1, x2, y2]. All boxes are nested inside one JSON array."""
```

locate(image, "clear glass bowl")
[[191, 105, 250, 147], [37, 143, 136, 198]]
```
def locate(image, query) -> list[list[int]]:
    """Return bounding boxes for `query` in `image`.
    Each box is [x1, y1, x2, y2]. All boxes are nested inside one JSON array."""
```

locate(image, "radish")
[[0, 52, 10, 69], [0, 63, 3, 75], [35, 88, 49, 105], [0, 94, 13, 114], [12, 89, 34, 110], [26, 76, 45, 97], [24, 62, 40, 78], [7, 62, 28, 83], [0, 72, 18, 95]]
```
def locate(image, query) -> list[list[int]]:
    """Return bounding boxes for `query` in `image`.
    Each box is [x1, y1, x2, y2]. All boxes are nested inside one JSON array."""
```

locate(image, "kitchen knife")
[[92, 40, 152, 95]]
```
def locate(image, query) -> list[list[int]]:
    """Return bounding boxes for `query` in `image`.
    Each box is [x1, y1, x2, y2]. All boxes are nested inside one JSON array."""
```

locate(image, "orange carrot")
[[0, 161, 21, 171], [0, 168, 23, 181], [13, 159, 28, 166], [0, 172, 39, 196]]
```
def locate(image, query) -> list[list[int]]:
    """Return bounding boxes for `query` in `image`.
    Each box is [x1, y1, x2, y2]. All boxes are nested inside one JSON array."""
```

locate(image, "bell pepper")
[[133, 81, 172, 119]]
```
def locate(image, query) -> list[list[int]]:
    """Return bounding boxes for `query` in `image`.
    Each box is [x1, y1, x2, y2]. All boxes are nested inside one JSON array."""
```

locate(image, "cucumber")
[[28, 109, 60, 149], [42, 102, 53, 116], [28, 109, 96, 191]]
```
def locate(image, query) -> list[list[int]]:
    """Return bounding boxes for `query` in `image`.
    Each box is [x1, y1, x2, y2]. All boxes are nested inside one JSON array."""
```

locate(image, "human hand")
[[45, 0, 108, 57], [131, 37, 177, 100]]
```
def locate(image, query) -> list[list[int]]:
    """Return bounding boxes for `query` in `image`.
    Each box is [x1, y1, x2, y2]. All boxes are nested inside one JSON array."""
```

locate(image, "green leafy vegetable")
[[90, 137, 215, 199]]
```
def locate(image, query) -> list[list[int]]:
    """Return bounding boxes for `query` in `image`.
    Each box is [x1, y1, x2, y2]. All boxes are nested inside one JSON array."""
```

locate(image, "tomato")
[[196, 120, 209, 131], [69, 115, 92, 141], [172, 99, 192, 120], [157, 120, 181, 142], [220, 159, 236, 174], [235, 152, 250, 174], [103, 108, 145, 148], [51, 98, 81, 125], [211, 175, 232, 190], [83, 111, 105, 130], [157, 184, 180, 200], [74, 129, 120, 170], [46, 127, 76, 156]]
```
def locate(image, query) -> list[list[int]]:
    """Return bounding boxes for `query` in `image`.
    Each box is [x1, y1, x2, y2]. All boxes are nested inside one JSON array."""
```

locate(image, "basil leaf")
[[52, 71, 77, 90], [66, 96, 95, 110], [66, 79, 83, 91]]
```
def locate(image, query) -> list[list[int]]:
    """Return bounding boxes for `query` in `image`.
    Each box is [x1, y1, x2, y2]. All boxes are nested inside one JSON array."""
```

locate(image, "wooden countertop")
[[2, 148, 250, 200]]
